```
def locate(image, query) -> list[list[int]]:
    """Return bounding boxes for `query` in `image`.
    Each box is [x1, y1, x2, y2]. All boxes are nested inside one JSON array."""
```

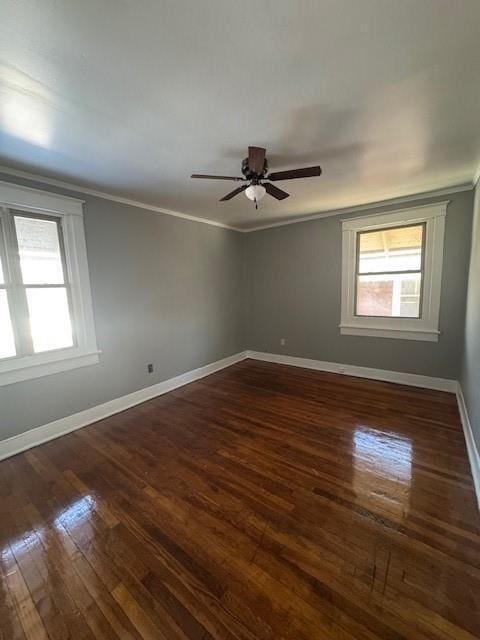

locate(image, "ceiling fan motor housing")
[[242, 157, 268, 181]]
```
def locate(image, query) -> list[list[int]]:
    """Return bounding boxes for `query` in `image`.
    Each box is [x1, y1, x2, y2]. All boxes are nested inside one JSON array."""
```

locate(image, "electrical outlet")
[[280, 338, 286, 346], [147, 363, 154, 373]]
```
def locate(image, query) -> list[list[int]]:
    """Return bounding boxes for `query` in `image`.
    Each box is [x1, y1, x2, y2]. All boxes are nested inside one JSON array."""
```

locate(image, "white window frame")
[[0, 181, 99, 386], [340, 202, 447, 342]]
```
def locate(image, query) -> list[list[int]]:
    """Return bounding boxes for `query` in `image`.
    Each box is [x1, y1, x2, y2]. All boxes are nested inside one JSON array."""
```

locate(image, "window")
[[340, 203, 447, 341], [0, 181, 99, 385], [356, 224, 424, 319]]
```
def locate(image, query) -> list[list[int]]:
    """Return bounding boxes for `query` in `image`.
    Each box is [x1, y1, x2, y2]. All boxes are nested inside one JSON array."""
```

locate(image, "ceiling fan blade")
[[191, 174, 244, 181], [248, 147, 266, 174], [220, 185, 248, 201], [264, 182, 289, 200], [268, 166, 322, 181]]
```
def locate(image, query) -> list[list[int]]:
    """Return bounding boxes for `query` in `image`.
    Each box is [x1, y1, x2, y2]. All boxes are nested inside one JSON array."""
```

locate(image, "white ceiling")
[[1, 1, 480, 230]]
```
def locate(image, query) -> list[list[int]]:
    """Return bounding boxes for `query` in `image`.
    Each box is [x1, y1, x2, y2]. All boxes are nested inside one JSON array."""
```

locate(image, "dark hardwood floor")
[[1, 359, 479, 639]]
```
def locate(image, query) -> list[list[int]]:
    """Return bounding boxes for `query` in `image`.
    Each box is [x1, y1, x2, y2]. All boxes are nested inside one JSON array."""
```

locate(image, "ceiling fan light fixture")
[[245, 184, 266, 202]]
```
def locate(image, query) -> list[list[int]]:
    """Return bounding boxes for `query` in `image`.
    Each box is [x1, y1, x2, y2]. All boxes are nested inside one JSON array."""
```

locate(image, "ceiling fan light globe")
[[245, 184, 266, 202]]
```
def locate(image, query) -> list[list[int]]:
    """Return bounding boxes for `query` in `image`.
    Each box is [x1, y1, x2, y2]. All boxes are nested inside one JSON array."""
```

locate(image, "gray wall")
[[461, 181, 480, 449], [246, 190, 473, 379], [1, 175, 475, 443], [0, 174, 245, 440]]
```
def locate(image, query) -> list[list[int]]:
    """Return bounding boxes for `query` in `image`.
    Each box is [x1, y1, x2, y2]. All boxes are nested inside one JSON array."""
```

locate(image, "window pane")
[[15, 216, 65, 284], [358, 224, 423, 274], [356, 273, 421, 318], [26, 288, 73, 352], [0, 290, 16, 358]]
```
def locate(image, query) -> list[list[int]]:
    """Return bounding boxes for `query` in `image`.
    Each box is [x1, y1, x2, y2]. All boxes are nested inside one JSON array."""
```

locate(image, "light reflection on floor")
[[1, 495, 96, 564], [353, 427, 413, 516], [53, 494, 96, 529]]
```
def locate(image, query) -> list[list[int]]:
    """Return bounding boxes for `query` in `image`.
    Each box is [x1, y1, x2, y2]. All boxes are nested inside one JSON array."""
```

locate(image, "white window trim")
[[0, 180, 100, 386], [340, 202, 447, 342]]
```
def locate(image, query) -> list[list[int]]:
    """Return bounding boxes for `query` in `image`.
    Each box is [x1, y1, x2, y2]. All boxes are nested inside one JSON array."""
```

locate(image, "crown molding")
[[242, 183, 473, 232], [0, 164, 475, 235], [0, 164, 241, 232]]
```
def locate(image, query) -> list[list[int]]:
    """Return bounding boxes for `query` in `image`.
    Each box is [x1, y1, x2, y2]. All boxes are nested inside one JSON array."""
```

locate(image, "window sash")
[[354, 222, 426, 319], [355, 272, 423, 319], [0, 208, 75, 360]]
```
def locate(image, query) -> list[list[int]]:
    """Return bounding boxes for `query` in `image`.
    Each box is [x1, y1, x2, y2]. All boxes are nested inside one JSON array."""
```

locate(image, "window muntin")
[[0, 210, 74, 360], [355, 223, 425, 319]]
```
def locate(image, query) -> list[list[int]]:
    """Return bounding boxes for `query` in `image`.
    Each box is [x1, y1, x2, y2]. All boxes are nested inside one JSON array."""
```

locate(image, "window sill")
[[0, 350, 101, 387], [339, 324, 440, 342]]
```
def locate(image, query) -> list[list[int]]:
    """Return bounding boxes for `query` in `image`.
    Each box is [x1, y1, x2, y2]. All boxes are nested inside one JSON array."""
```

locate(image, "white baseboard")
[[456, 383, 480, 508], [0, 351, 248, 462], [246, 350, 457, 392]]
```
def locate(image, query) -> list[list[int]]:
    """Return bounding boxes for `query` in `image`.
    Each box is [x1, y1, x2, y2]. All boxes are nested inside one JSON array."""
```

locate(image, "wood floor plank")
[[1, 359, 479, 639], [2, 546, 49, 640]]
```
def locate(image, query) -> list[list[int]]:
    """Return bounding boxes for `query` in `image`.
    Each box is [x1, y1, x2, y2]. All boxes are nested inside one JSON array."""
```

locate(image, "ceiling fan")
[[191, 146, 322, 209]]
